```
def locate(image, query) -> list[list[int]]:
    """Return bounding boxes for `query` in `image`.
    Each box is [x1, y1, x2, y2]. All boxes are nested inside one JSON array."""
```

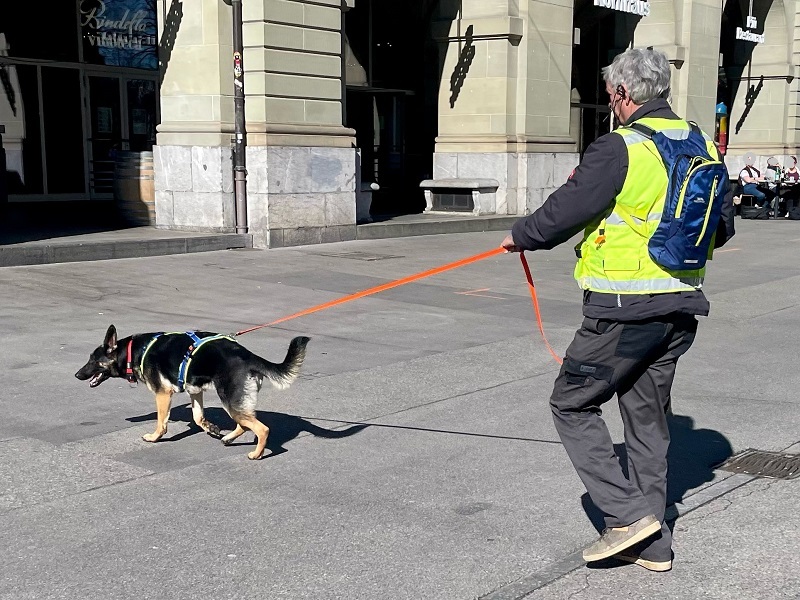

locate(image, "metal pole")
[[231, 0, 248, 234]]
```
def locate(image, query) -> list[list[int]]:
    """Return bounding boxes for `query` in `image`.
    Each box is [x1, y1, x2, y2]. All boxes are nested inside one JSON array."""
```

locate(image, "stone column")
[[242, 0, 356, 248], [634, 0, 721, 134], [154, 0, 357, 248], [432, 0, 579, 216], [788, 0, 800, 149], [154, 0, 237, 232]]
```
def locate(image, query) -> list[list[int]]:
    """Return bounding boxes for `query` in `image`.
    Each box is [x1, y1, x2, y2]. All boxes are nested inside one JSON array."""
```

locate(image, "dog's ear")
[[103, 325, 117, 354]]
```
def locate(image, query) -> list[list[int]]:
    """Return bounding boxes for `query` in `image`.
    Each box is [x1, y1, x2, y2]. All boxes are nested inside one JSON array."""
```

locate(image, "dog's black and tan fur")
[[75, 325, 309, 460]]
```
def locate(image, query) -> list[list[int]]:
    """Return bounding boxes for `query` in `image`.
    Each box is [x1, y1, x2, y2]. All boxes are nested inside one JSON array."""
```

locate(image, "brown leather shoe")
[[582, 514, 661, 562]]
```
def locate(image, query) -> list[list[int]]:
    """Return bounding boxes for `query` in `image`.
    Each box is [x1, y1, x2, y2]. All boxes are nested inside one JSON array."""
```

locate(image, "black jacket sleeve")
[[511, 133, 627, 251], [714, 175, 735, 248]]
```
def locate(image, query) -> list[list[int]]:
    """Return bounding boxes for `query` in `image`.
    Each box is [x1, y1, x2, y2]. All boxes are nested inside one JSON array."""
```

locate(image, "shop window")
[[80, 0, 158, 70], [127, 79, 157, 151]]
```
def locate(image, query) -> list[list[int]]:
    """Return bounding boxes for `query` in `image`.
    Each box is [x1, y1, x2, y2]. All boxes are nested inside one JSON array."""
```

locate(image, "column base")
[[153, 145, 357, 249]]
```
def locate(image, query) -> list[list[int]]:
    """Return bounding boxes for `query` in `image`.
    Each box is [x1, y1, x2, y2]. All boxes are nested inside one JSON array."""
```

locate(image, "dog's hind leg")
[[232, 413, 270, 460], [221, 424, 246, 445], [143, 391, 173, 442], [217, 376, 268, 459], [190, 392, 222, 438]]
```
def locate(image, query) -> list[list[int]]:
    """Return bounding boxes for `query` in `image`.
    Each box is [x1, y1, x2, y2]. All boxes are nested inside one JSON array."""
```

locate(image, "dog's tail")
[[252, 336, 310, 389]]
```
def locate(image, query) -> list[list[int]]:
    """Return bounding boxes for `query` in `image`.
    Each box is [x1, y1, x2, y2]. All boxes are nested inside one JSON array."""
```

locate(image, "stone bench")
[[420, 178, 499, 216]]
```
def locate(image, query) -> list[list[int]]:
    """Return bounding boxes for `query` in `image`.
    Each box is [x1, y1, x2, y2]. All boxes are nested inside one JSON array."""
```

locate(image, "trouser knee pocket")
[[550, 357, 616, 412]]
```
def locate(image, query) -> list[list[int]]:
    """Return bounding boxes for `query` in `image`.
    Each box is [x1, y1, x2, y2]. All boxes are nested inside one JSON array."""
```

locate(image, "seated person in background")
[[782, 157, 800, 215], [739, 155, 771, 208], [785, 156, 800, 183], [765, 157, 780, 183]]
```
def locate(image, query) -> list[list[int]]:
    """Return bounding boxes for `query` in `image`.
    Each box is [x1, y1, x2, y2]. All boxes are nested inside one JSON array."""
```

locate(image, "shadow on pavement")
[[127, 405, 368, 457], [0, 201, 133, 245], [580, 413, 734, 533]]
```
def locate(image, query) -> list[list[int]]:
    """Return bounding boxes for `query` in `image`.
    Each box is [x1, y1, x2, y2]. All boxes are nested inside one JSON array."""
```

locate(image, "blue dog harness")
[[138, 331, 235, 392]]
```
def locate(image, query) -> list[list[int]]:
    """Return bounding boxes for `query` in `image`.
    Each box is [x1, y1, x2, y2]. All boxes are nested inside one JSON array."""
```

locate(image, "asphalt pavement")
[[0, 220, 798, 599]]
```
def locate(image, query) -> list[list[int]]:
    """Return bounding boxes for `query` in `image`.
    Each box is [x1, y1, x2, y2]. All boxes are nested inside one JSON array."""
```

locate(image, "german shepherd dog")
[[75, 325, 310, 460]]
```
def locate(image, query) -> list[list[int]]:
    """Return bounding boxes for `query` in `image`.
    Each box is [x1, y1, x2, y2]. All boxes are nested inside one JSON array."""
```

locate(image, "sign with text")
[[80, 0, 158, 69], [736, 15, 765, 43], [593, 0, 650, 17]]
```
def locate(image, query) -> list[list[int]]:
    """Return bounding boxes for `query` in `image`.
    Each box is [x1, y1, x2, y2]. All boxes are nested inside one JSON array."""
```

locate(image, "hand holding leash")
[[501, 234, 521, 253]]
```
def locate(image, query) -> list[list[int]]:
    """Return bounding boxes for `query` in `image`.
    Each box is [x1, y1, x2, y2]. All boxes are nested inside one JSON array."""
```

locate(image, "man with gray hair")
[[502, 48, 733, 571]]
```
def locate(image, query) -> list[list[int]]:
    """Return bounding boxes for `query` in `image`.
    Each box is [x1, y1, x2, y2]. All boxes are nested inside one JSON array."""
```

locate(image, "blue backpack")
[[628, 121, 727, 271]]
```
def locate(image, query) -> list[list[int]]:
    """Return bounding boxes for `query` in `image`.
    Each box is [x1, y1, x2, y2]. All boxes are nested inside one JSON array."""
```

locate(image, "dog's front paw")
[[247, 450, 264, 460], [142, 431, 163, 443], [205, 422, 222, 439]]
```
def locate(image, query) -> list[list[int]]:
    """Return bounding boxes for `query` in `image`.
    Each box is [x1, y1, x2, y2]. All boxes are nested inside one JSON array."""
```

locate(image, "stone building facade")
[[3, 1, 791, 245]]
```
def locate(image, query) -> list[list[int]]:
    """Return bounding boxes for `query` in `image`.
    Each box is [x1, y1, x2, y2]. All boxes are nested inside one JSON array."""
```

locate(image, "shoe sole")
[[617, 554, 672, 572], [582, 520, 662, 562]]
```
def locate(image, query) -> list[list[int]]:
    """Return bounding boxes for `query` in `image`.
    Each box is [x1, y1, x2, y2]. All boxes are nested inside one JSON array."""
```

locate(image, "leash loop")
[[519, 252, 564, 365]]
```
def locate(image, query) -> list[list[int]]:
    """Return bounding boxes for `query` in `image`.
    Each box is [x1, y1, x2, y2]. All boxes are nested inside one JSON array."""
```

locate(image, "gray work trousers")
[[550, 314, 697, 561]]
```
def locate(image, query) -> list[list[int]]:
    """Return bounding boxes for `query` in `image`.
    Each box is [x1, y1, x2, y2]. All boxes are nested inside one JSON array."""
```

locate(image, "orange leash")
[[519, 252, 564, 365], [234, 246, 562, 365], [235, 246, 505, 335]]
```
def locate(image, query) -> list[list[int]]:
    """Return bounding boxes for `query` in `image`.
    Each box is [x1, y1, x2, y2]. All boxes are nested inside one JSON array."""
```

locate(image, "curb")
[[0, 234, 251, 267]]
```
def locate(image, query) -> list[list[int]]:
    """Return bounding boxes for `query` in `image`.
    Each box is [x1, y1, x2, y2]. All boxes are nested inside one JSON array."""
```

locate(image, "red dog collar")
[[125, 339, 136, 383]]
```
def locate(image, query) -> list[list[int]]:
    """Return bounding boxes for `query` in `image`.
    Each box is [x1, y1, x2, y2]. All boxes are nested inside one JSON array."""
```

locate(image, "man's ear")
[[104, 325, 117, 354], [622, 85, 633, 106]]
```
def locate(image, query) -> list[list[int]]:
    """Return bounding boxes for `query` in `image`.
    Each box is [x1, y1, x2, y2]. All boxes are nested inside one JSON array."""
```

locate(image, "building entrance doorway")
[[571, 0, 640, 154], [344, 0, 440, 217]]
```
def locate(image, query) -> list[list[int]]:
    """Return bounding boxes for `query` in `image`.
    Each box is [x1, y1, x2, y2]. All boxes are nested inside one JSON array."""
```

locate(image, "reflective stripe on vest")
[[619, 127, 714, 146], [604, 211, 662, 226], [573, 117, 717, 295], [576, 275, 704, 293]]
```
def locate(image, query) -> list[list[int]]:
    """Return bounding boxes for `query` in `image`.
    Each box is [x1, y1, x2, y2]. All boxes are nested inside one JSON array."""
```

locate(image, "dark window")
[[41, 67, 86, 194], [0, 3, 80, 62]]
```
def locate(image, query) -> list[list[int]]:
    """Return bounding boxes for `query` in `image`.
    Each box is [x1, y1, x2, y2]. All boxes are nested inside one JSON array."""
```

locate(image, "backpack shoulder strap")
[[628, 122, 655, 138], [626, 122, 668, 171]]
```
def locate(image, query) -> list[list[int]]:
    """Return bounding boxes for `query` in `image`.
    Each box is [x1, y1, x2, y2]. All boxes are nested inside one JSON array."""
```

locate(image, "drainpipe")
[[226, 0, 248, 233]]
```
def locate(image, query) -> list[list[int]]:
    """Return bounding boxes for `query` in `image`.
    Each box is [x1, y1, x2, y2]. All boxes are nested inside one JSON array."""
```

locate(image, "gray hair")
[[601, 48, 671, 104]]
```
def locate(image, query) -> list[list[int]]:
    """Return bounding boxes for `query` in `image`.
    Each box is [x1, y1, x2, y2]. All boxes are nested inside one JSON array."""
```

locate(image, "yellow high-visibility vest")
[[574, 117, 718, 294]]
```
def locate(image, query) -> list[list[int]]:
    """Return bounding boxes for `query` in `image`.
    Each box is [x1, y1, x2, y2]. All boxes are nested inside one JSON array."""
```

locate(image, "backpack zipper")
[[695, 175, 719, 246], [674, 156, 705, 218]]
